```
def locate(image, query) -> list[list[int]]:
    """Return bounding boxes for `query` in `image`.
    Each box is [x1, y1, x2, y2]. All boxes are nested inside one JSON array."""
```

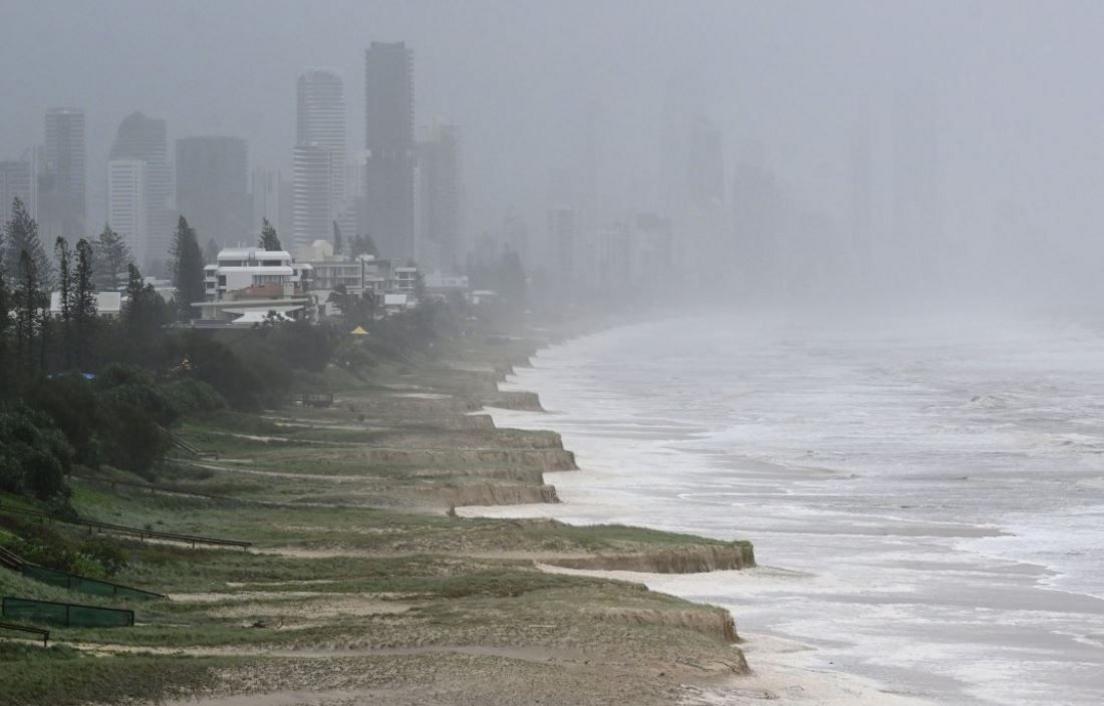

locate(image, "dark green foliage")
[[0, 515, 127, 578], [13, 249, 45, 372], [170, 216, 204, 321], [72, 239, 96, 369], [258, 218, 282, 251], [122, 263, 168, 358], [93, 365, 176, 474], [327, 283, 377, 326], [54, 238, 73, 368], [0, 405, 72, 501], [0, 213, 10, 392], [350, 233, 379, 257], [24, 374, 101, 467], [3, 197, 51, 286], [92, 224, 129, 291], [168, 332, 266, 410]]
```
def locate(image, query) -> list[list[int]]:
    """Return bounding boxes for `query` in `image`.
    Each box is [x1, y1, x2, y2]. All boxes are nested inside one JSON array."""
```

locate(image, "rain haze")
[[4, 1, 1104, 304], [5, 2, 1104, 706]]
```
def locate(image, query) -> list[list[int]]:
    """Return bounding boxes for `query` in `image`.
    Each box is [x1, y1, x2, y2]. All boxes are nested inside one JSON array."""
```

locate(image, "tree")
[[203, 237, 220, 265], [93, 224, 129, 291], [55, 238, 74, 368], [123, 263, 166, 346], [332, 220, 344, 255], [0, 214, 10, 391], [4, 197, 51, 286], [72, 239, 97, 369], [171, 216, 205, 322], [258, 218, 282, 251], [350, 234, 379, 258], [13, 249, 44, 372]]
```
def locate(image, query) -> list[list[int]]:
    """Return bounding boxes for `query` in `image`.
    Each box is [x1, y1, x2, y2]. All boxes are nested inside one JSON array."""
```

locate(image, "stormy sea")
[[474, 313, 1104, 705]]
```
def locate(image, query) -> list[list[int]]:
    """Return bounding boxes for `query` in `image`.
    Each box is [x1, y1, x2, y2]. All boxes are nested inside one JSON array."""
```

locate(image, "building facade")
[[364, 41, 415, 261], [175, 136, 250, 248], [109, 112, 174, 269], [415, 123, 462, 272], [107, 159, 147, 266], [40, 108, 86, 242], [198, 246, 314, 323], [293, 69, 346, 249], [0, 159, 33, 226]]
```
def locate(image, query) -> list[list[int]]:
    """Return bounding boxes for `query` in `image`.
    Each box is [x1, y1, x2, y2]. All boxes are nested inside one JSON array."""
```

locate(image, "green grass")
[[0, 640, 238, 706]]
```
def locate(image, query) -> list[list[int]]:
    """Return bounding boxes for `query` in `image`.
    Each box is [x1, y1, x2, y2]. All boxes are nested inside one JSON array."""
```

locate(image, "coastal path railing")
[[0, 620, 50, 646], [0, 545, 25, 571], [2, 597, 134, 628], [0, 501, 252, 550], [1, 533, 165, 599], [19, 565, 165, 600]]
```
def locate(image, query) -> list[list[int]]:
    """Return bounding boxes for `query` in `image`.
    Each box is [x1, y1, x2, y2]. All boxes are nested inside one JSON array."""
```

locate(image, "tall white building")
[[252, 167, 290, 238], [108, 159, 147, 266], [293, 69, 346, 249], [109, 112, 173, 269], [292, 145, 334, 253]]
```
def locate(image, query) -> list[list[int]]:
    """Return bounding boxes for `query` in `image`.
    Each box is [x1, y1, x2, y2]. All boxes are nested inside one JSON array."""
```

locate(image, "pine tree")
[[0, 223, 9, 391], [55, 238, 74, 368], [4, 197, 51, 286], [73, 238, 97, 369], [203, 237, 220, 265], [14, 249, 43, 371], [332, 220, 344, 255], [93, 224, 130, 291], [171, 216, 205, 321], [258, 218, 282, 251]]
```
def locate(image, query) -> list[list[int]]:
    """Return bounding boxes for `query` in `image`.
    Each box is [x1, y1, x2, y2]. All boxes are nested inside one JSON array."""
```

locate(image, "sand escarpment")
[[544, 542, 755, 573]]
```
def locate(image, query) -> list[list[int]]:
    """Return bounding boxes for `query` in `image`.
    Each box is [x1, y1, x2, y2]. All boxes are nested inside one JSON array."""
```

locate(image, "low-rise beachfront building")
[[192, 246, 316, 325], [49, 291, 123, 318]]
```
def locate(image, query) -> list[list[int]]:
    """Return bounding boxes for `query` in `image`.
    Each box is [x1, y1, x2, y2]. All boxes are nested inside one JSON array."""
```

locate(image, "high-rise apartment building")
[[292, 144, 334, 252], [107, 159, 147, 266], [364, 42, 414, 261], [252, 167, 292, 241], [40, 108, 86, 242], [175, 136, 249, 248], [0, 158, 34, 226], [415, 123, 462, 271], [293, 69, 346, 249], [108, 112, 174, 268]]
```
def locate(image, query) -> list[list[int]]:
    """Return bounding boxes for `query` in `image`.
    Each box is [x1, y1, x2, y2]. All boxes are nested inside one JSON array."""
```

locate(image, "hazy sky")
[[4, 0, 1104, 296]]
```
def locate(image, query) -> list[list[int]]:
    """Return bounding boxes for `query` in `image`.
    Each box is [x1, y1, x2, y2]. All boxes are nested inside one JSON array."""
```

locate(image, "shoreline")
[[463, 328, 940, 705], [2, 327, 763, 706]]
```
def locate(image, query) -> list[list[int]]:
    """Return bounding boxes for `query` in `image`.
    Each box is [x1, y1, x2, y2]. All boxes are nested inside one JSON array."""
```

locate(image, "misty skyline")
[[5, 1, 1104, 300]]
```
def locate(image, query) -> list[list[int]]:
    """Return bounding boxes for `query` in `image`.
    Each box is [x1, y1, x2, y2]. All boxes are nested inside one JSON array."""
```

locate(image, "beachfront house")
[[192, 246, 315, 325]]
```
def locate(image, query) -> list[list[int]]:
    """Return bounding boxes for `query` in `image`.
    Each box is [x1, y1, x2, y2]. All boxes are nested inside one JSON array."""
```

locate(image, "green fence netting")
[[20, 565, 163, 600], [2, 597, 134, 627]]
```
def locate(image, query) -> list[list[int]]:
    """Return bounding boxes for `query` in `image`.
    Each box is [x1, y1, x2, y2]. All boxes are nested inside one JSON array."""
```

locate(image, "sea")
[[474, 313, 1104, 705]]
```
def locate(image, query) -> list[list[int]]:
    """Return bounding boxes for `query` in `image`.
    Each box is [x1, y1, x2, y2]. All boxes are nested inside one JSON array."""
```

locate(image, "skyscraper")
[[107, 159, 147, 266], [415, 123, 462, 271], [252, 167, 291, 240], [292, 144, 334, 251], [364, 41, 414, 261], [40, 108, 86, 242], [0, 158, 33, 227], [175, 136, 249, 249], [293, 69, 346, 249], [109, 112, 174, 268]]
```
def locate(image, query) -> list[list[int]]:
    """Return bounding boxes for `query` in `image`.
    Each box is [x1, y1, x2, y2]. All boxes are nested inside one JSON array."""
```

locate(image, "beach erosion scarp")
[[3, 332, 760, 706]]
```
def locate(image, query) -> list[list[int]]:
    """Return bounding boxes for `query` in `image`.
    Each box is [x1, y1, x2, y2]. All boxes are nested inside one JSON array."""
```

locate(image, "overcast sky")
[[4, 0, 1104, 298]]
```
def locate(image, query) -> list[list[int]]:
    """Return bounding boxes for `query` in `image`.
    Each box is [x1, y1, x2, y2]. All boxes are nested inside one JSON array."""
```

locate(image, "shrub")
[[0, 405, 73, 501]]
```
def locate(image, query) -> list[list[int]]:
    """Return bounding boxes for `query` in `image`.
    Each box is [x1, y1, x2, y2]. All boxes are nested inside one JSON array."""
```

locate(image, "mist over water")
[[481, 313, 1104, 704]]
